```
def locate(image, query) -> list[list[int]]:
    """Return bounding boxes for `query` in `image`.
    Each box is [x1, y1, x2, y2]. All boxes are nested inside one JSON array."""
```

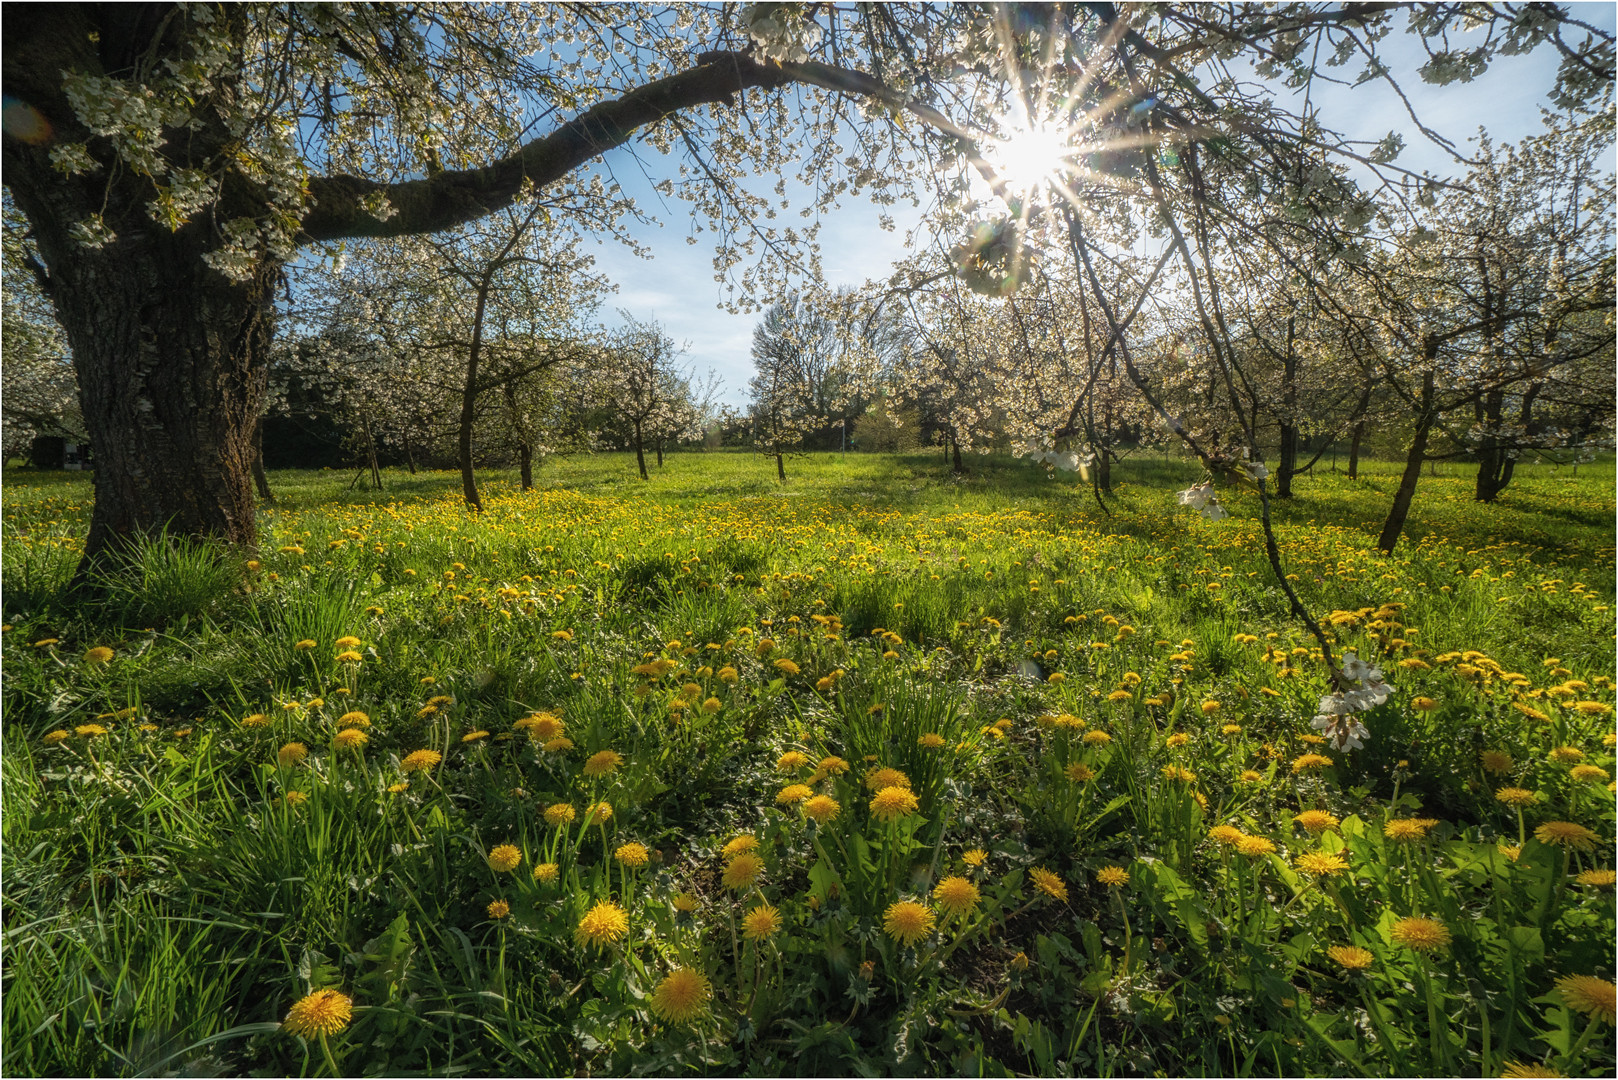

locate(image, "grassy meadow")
[[2, 449, 1614, 1077]]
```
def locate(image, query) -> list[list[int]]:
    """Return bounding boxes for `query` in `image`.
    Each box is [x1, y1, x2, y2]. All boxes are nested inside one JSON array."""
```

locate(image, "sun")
[[988, 123, 1072, 197]]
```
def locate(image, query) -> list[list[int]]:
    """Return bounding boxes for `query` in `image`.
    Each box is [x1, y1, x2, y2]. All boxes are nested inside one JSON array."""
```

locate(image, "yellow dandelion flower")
[[533, 862, 559, 883], [870, 785, 920, 823], [722, 852, 764, 890], [1222, 723, 1243, 735], [335, 650, 364, 663], [1494, 787, 1538, 808], [773, 658, 800, 676], [864, 766, 911, 790], [1237, 836, 1277, 858], [722, 836, 758, 859], [586, 801, 613, 825], [1096, 866, 1130, 887], [1481, 750, 1513, 773], [583, 749, 623, 777], [487, 845, 521, 873], [1498, 1061, 1563, 1077], [776, 751, 809, 771], [401, 749, 441, 773], [1574, 869, 1616, 887], [933, 876, 981, 916], [544, 803, 576, 827], [283, 790, 309, 807], [1534, 821, 1600, 850], [615, 842, 650, 868], [918, 733, 946, 748], [334, 636, 362, 649], [1411, 697, 1438, 712], [1292, 753, 1333, 772], [1162, 765, 1197, 782], [333, 728, 368, 751], [1106, 690, 1134, 703], [1383, 818, 1437, 842], [803, 794, 840, 823], [461, 730, 489, 744], [387, 782, 409, 794], [1082, 730, 1112, 746], [1064, 761, 1096, 782], [883, 900, 936, 945], [1549, 746, 1584, 764], [1326, 945, 1374, 971], [650, 968, 712, 1023], [742, 903, 782, 941], [775, 783, 812, 805], [1389, 917, 1450, 951], [1201, 700, 1221, 714], [544, 736, 575, 753], [487, 899, 510, 919], [962, 848, 988, 868], [1209, 825, 1246, 847], [1295, 851, 1349, 877], [576, 901, 629, 948], [282, 988, 353, 1038], [1553, 975, 1615, 1022], [43, 729, 70, 745], [293, 639, 317, 651], [278, 742, 308, 766], [83, 646, 114, 664], [1570, 765, 1610, 783], [1294, 810, 1339, 834], [1166, 733, 1190, 749], [1573, 701, 1614, 716], [1029, 867, 1068, 902], [1240, 769, 1264, 782]]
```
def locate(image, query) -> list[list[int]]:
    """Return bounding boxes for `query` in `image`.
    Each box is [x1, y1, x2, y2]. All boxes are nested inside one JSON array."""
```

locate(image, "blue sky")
[[581, 13, 1616, 406]]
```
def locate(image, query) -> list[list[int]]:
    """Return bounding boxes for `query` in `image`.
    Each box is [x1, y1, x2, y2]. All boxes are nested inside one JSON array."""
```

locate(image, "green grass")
[[3, 450, 1613, 1077]]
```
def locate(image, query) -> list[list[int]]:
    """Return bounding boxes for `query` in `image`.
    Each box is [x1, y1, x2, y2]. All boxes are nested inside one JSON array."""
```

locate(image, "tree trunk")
[[1276, 316, 1298, 498], [775, 452, 786, 483], [1097, 446, 1113, 493], [1377, 369, 1436, 555], [1474, 383, 1539, 503], [519, 442, 534, 490], [1347, 422, 1365, 479], [951, 435, 963, 474], [656, 441, 664, 468], [403, 428, 418, 475], [251, 415, 274, 503], [44, 235, 272, 573], [634, 421, 649, 480], [459, 280, 491, 512]]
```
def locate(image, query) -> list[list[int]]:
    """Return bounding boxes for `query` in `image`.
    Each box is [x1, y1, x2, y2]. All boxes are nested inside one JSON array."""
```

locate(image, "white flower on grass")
[[1311, 710, 1370, 751], [1178, 482, 1228, 520]]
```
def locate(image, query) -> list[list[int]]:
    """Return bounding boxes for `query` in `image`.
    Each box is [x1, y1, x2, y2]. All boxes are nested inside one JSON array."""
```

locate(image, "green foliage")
[[2, 453, 1613, 1076]]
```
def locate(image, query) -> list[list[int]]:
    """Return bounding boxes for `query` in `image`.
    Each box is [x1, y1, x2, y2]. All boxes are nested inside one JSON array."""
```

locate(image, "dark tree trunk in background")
[[458, 281, 490, 512], [1347, 422, 1365, 479], [656, 441, 664, 468], [519, 443, 534, 490], [251, 416, 274, 502], [1378, 367, 1436, 555], [634, 421, 649, 480], [403, 428, 418, 474], [504, 382, 533, 490], [775, 453, 786, 483], [1276, 317, 1298, 498], [1475, 382, 1539, 502], [951, 435, 963, 474]]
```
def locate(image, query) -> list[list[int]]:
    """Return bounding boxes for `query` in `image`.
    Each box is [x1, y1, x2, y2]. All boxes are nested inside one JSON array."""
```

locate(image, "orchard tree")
[[598, 316, 691, 481]]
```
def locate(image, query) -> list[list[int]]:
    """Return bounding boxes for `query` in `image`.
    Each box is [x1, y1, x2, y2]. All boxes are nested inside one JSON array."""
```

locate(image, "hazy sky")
[[581, 11, 1617, 406]]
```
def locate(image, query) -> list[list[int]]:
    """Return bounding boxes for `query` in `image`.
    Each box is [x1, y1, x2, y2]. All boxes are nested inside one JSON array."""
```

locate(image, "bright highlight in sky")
[[988, 123, 1072, 195]]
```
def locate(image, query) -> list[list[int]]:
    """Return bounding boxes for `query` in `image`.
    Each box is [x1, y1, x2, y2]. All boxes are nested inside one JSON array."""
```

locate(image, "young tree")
[[598, 317, 690, 481]]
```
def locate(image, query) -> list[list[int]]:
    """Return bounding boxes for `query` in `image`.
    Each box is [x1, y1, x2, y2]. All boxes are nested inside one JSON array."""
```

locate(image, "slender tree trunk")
[[361, 412, 382, 490], [1475, 383, 1539, 502], [1347, 423, 1365, 479], [775, 452, 786, 483], [459, 279, 491, 512], [634, 421, 649, 480], [403, 428, 418, 475], [1276, 317, 1298, 497], [1097, 446, 1113, 493], [656, 441, 664, 468], [1377, 368, 1436, 555], [504, 381, 533, 491], [251, 415, 274, 503], [519, 442, 534, 490], [951, 435, 963, 474]]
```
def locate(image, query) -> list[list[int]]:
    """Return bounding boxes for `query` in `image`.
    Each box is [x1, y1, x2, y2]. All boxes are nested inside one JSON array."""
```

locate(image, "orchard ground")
[[2, 450, 1614, 1077]]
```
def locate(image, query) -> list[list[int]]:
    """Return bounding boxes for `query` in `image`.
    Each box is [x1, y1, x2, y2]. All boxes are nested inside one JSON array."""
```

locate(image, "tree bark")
[[950, 435, 963, 474], [634, 421, 649, 480], [775, 452, 786, 483], [1377, 368, 1436, 555], [1475, 382, 1539, 502], [656, 441, 664, 468], [403, 428, 418, 475], [1097, 447, 1113, 493]]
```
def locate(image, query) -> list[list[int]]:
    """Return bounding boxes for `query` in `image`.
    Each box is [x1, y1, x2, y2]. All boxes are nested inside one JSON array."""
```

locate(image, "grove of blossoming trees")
[[2, 2, 1613, 592]]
